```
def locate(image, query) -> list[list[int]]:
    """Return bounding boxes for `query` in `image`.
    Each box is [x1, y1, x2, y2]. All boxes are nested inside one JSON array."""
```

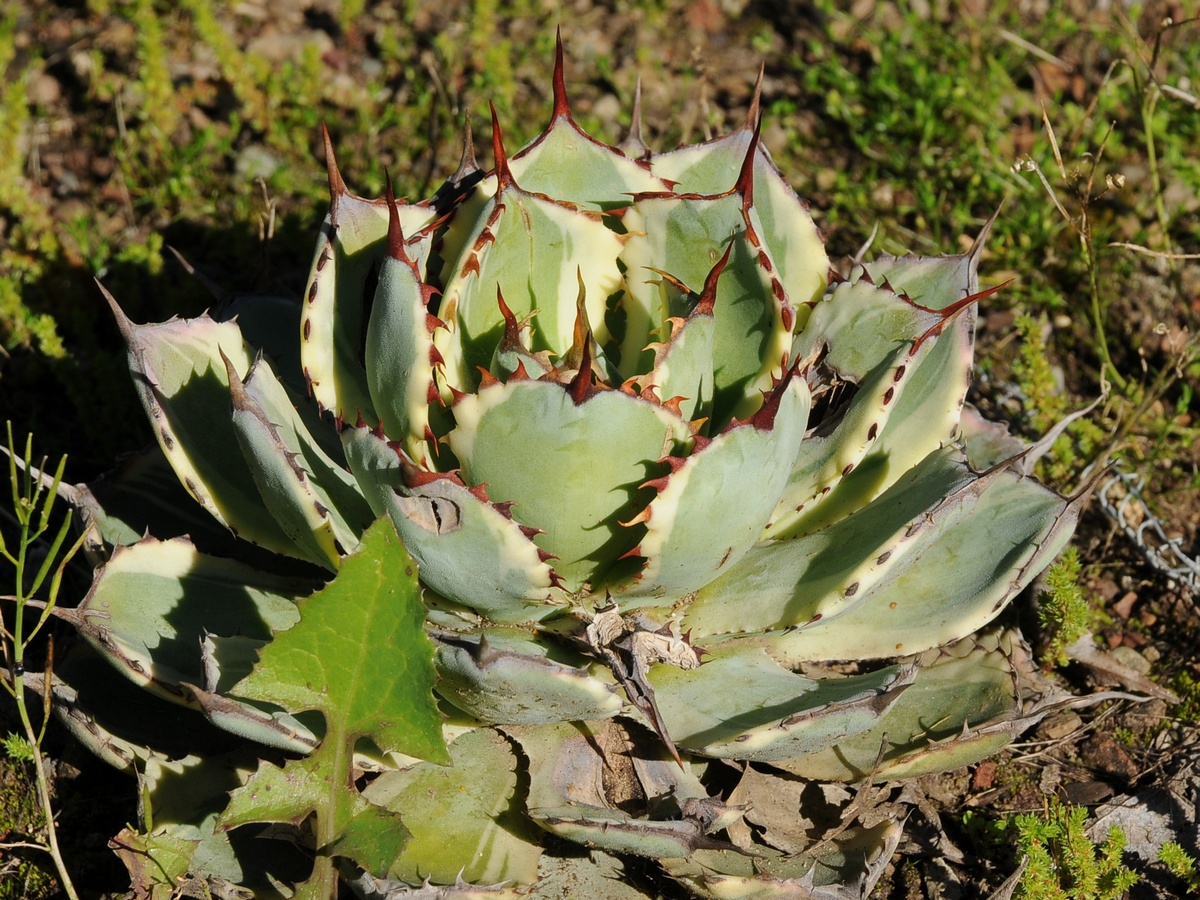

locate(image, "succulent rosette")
[[56, 41, 1084, 898]]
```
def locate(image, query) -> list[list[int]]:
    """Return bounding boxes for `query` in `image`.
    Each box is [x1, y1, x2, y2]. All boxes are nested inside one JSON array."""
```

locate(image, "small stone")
[[1079, 732, 1138, 784], [1113, 590, 1137, 619], [971, 760, 997, 792], [29, 72, 62, 107], [1039, 709, 1083, 741], [1110, 645, 1151, 675]]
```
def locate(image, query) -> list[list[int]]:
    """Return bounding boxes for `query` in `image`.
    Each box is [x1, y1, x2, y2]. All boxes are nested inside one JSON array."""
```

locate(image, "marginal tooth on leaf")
[[620, 76, 650, 160], [536, 548, 560, 564], [618, 544, 645, 561], [660, 455, 688, 475], [355, 410, 367, 429], [911, 281, 1008, 353], [372, 419, 385, 439], [551, 27, 571, 120], [732, 109, 762, 207], [635, 477, 669, 498], [661, 396, 686, 416], [321, 122, 346, 227], [744, 357, 801, 431], [518, 524, 543, 541], [384, 171, 407, 261], [695, 242, 733, 317], [467, 483, 490, 503], [428, 343, 445, 367], [510, 360, 532, 382], [746, 62, 764, 130], [619, 508, 657, 528], [566, 327, 597, 405], [477, 367, 500, 388], [496, 288, 525, 351], [489, 102, 515, 191]]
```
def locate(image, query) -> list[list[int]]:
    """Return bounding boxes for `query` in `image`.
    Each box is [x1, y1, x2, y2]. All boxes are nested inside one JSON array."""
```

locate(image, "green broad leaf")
[[341, 425, 560, 623], [767, 276, 964, 540], [436, 185, 623, 394], [447, 381, 692, 592], [299, 186, 436, 420], [642, 300, 717, 424], [648, 647, 912, 762], [104, 298, 301, 559], [365, 222, 440, 464], [774, 248, 985, 540], [44, 640, 247, 772], [511, 119, 665, 210], [67, 535, 312, 706], [649, 129, 829, 320], [362, 727, 544, 885], [621, 193, 792, 425], [527, 851, 656, 899], [226, 352, 374, 569], [686, 447, 974, 638], [511, 719, 722, 860], [218, 517, 447, 894], [711, 459, 1084, 664], [114, 751, 310, 899], [434, 627, 623, 725], [617, 378, 810, 606], [774, 632, 1023, 782]]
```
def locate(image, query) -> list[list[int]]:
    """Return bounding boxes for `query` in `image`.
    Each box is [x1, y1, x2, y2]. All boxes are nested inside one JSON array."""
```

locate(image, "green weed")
[[1012, 800, 1138, 899], [1037, 547, 1091, 670], [1159, 842, 1200, 895]]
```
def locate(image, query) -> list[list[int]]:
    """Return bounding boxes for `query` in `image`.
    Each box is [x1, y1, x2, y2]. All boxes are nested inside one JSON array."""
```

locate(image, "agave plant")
[[52, 40, 1085, 899]]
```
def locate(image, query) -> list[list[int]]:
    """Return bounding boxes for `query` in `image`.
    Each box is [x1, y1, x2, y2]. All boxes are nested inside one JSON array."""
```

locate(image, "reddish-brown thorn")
[[637, 477, 669, 496], [912, 280, 1009, 352], [661, 455, 689, 474], [696, 242, 734, 316], [747, 357, 802, 431], [497, 288, 523, 349], [355, 410, 367, 429], [733, 111, 762, 210], [617, 544, 645, 561], [372, 418, 385, 439], [566, 329, 595, 405], [477, 366, 500, 388], [384, 171, 407, 261], [746, 63, 764, 130], [321, 123, 346, 227], [552, 28, 570, 120], [490, 102, 515, 191]]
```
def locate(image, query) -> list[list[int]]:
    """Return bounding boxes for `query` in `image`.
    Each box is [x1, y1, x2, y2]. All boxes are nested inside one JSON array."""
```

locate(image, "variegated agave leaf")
[[65, 35, 1090, 900]]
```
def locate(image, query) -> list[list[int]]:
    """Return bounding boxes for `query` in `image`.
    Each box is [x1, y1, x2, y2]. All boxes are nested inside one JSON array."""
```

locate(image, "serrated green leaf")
[[363, 728, 544, 885], [218, 517, 447, 894]]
